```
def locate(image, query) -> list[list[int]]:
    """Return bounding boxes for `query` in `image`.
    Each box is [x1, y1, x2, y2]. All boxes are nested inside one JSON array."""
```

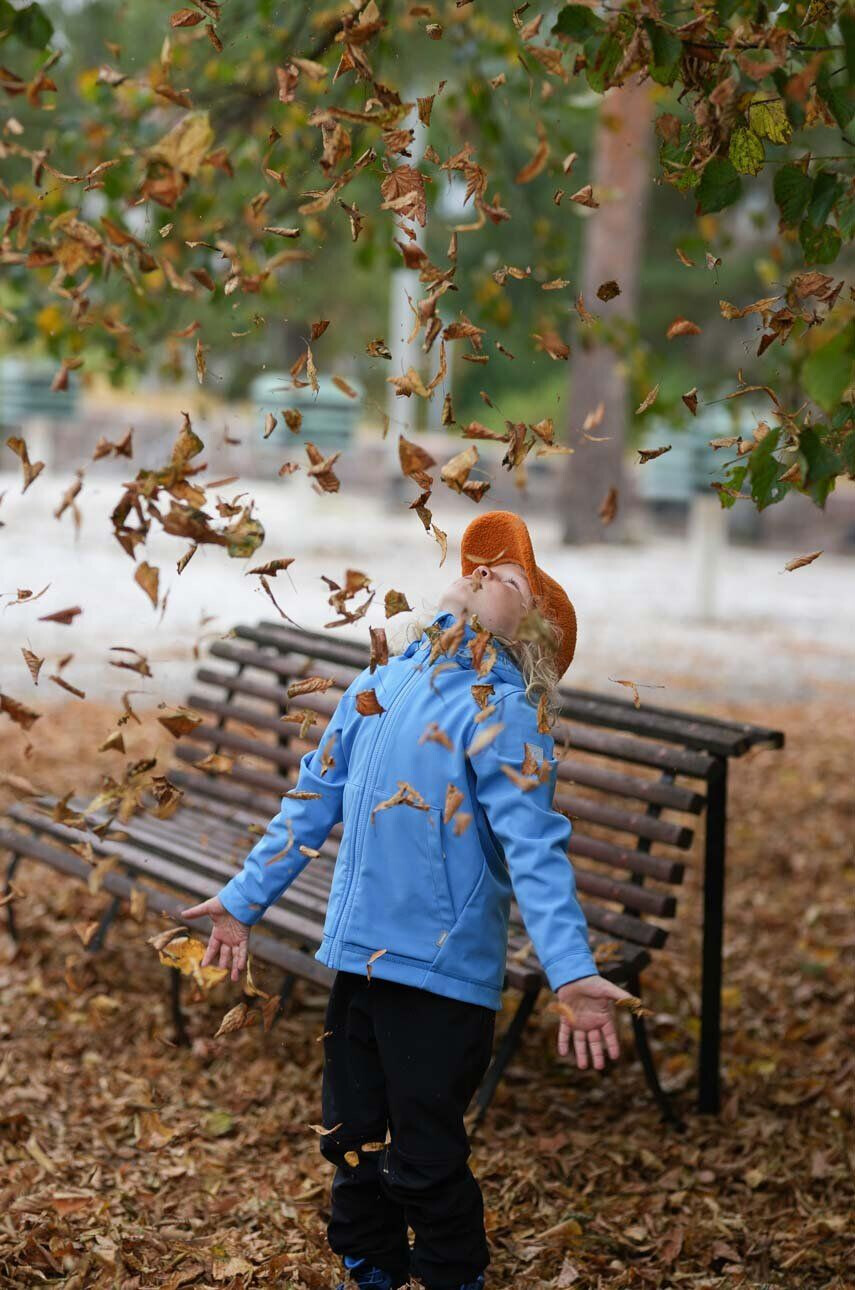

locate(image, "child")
[[182, 509, 632, 1290]]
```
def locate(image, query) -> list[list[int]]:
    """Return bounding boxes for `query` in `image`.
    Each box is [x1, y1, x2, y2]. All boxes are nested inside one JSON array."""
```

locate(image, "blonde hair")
[[397, 601, 565, 731]]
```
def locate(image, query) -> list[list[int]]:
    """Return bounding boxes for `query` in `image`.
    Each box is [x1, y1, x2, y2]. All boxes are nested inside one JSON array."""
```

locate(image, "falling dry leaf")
[[784, 550, 822, 571], [635, 385, 659, 415], [666, 317, 702, 339]]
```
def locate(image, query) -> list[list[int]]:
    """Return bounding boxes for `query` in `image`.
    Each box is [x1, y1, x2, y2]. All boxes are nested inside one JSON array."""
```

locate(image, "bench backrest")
[[167, 619, 737, 963]]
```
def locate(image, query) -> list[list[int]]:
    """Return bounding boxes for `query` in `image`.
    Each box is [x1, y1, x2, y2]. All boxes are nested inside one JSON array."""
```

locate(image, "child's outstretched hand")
[[179, 895, 251, 983], [554, 975, 635, 1070]]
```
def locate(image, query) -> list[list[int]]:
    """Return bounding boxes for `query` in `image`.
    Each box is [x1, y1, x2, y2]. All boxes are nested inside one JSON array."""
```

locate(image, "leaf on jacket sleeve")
[[366, 947, 387, 980], [501, 764, 541, 793], [466, 721, 504, 756], [356, 688, 385, 715], [265, 817, 294, 865], [470, 683, 495, 709]]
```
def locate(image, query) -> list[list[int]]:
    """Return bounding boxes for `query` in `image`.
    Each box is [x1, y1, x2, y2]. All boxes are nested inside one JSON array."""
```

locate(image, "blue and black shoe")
[[335, 1254, 399, 1289]]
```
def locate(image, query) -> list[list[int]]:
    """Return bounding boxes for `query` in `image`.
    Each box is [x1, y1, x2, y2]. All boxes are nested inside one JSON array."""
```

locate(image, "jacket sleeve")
[[216, 675, 358, 926], [466, 688, 599, 991]]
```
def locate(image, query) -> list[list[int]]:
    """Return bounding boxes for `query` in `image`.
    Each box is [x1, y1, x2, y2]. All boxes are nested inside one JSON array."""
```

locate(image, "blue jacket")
[[216, 609, 598, 1010]]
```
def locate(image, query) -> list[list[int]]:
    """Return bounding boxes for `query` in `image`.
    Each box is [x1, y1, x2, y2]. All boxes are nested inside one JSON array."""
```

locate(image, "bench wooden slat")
[[209, 640, 352, 690], [170, 766, 282, 813], [190, 677, 708, 816]]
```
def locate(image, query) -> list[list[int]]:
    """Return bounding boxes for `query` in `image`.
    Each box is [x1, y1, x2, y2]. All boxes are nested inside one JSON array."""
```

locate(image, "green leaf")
[[718, 461, 748, 509], [644, 20, 682, 86], [808, 170, 843, 228], [225, 514, 265, 558], [584, 30, 624, 93], [201, 1110, 235, 1138], [802, 323, 855, 413], [696, 157, 742, 214], [798, 425, 843, 506], [713, 0, 743, 20], [836, 190, 855, 241], [831, 402, 854, 432], [773, 164, 811, 226], [841, 11, 855, 85], [553, 4, 605, 40], [817, 58, 855, 131], [748, 93, 792, 145], [10, 2, 53, 48], [747, 425, 786, 511], [729, 127, 765, 176], [835, 406, 855, 477], [798, 219, 842, 265], [674, 166, 700, 192], [770, 66, 806, 131]]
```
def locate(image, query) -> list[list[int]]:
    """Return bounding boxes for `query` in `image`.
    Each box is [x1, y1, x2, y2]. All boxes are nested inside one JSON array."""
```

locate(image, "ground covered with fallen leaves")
[[0, 695, 852, 1289]]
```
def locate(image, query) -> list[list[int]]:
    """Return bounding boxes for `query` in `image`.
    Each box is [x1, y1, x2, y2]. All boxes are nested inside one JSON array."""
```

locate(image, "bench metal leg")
[[469, 984, 541, 1130], [3, 852, 22, 942], [275, 969, 298, 1020], [699, 756, 726, 1115], [85, 894, 123, 954], [627, 971, 686, 1132], [170, 967, 191, 1047]]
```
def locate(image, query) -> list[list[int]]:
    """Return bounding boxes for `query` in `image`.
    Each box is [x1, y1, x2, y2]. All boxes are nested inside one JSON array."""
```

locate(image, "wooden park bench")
[[1, 619, 784, 1131]]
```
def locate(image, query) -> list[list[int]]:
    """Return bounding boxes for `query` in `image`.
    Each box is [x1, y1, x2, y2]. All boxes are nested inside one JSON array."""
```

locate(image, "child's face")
[[439, 560, 535, 640]]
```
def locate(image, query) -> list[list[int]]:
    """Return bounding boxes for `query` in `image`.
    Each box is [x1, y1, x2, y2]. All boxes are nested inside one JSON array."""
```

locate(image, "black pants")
[[319, 969, 497, 1290]]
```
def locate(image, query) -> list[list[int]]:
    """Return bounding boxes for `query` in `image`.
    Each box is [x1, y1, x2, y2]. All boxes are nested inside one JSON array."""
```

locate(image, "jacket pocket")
[[342, 788, 458, 961], [426, 803, 456, 927]]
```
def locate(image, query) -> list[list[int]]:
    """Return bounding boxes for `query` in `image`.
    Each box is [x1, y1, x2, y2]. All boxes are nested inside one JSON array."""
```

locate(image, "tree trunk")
[[558, 78, 654, 545]]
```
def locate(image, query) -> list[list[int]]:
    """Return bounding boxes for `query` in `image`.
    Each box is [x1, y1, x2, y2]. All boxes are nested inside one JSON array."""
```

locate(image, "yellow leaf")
[[748, 93, 792, 146], [157, 935, 228, 989], [146, 110, 215, 176]]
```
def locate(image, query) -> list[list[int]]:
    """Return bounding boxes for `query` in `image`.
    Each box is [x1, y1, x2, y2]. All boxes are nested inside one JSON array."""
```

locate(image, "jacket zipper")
[[328, 659, 425, 944]]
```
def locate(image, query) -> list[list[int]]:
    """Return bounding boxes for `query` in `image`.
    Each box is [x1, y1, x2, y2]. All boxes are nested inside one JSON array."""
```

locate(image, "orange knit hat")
[[459, 509, 577, 679]]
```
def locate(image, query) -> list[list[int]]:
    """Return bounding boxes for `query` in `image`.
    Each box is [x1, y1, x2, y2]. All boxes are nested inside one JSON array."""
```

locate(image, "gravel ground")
[[2, 468, 853, 712]]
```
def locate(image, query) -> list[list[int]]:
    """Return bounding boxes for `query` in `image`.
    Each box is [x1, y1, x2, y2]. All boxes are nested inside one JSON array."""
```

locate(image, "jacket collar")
[[402, 609, 524, 683]]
